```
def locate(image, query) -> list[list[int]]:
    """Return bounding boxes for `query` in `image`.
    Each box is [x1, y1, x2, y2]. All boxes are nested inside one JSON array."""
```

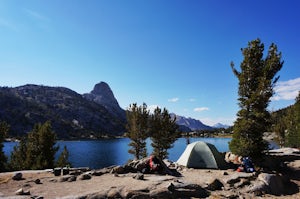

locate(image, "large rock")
[[257, 173, 288, 195], [247, 172, 298, 196]]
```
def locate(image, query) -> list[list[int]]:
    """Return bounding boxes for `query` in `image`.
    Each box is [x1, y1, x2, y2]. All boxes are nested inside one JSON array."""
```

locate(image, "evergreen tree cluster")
[[126, 103, 179, 160], [10, 121, 58, 170], [0, 121, 71, 171], [272, 92, 300, 147], [0, 121, 9, 171]]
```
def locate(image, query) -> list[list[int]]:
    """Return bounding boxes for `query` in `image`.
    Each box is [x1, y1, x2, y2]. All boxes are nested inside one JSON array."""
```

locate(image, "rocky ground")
[[1, 151, 300, 199]]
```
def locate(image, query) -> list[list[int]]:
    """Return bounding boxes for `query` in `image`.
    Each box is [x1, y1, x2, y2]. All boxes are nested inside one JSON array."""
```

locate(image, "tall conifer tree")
[[229, 39, 283, 160]]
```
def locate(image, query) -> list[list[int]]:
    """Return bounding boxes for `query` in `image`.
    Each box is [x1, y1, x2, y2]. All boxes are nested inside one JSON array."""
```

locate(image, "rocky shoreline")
[[0, 150, 300, 198]]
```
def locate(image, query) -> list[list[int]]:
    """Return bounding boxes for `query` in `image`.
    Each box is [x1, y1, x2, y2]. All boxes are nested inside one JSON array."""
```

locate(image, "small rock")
[[59, 175, 72, 182], [49, 178, 58, 183], [15, 188, 30, 195], [225, 172, 254, 185], [97, 167, 113, 174], [223, 171, 229, 175], [111, 165, 125, 174], [53, 168, 61, 176], [235, 178, 250, 188], [121, 189, 150, 199], [15, 188, 23, 195], [83, 192, 107, 198], [35, 179, 41, 184], [78, 173, 92, 180], [31, 196, 44, 199], [168, 183, 209, 198], [69, 171, 81, 176], [225, 193, 239, 199], [12, 172, 23, 181], [90, 170, 104, 176], [67, 175, 77, 182], [226, 177, 240, 185], [207, 179, 224, 191], [167, 183, 175, 191], [22, 183, 31, 188], [253, 190, 264, 197], [62, 167, 69, 175], [133, 173, 144, 180], [107, 188, 121, 198], [150, 187, 172, 198]]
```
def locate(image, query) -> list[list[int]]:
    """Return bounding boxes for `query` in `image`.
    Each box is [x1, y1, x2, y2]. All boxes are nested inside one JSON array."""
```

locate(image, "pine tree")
[[10, 137, 27, 171], [56, 145, 71, 167], [126, 103, 149, 159], [0, 121, 9, 172], [229, 39, 283, 161], [150, 107, 179, 159]]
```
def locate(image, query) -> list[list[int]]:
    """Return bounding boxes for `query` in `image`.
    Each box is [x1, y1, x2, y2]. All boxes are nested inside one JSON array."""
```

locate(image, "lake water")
[[3, 137, 231, 169]]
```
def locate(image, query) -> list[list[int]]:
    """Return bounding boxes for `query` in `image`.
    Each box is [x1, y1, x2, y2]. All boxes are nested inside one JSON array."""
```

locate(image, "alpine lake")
[[4, 137, 232, 169]]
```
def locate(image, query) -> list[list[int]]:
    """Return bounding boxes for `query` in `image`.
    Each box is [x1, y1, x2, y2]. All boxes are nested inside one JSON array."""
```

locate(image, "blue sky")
[[1, 1, 300, 126]]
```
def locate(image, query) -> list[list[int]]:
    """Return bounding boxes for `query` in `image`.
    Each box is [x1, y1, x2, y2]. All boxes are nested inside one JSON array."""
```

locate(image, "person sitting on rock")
[[149, 155, 162, 173], [242, 157, 255, 173]]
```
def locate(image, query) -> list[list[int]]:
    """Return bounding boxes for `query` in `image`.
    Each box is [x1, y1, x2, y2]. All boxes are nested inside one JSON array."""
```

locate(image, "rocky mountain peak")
[[91, 82, 114, 98], [86, 82, 119, 108], [83, 82, 125, 121]]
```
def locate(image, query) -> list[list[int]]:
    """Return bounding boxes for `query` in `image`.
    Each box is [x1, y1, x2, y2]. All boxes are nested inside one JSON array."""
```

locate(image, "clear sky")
[[1, 1, 300, 126]]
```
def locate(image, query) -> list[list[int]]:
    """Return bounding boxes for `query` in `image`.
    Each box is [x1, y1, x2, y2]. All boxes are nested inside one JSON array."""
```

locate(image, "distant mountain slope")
[[213, 123, 230, 129], [171, 114, 213, 131], [0, 84, 126, 139]]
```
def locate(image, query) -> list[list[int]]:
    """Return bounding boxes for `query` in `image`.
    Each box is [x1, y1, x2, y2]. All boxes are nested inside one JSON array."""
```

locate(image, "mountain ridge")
[[0, 83, 126, 139], [171, 113, 213, 131], [0, 82, 232, 139]]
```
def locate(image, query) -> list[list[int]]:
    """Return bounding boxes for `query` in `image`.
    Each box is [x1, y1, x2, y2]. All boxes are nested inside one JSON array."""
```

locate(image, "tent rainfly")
[[176, 141, 227, 169]]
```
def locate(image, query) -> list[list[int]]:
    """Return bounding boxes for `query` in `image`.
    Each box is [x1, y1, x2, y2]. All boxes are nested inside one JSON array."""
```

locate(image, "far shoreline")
[[5, 134, 233, 143]]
